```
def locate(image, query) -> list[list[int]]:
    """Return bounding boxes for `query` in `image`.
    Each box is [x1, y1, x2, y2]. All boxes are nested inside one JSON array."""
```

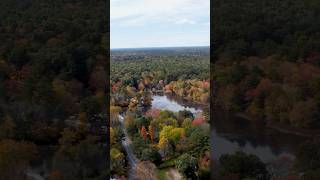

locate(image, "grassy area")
[[158, 158, 176, 169], [156, 168, 167, 180]]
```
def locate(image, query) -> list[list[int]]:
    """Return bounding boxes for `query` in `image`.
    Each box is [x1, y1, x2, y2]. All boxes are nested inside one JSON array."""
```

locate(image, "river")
[[152, 95, 305, 175], [151, 95, 202, 115]]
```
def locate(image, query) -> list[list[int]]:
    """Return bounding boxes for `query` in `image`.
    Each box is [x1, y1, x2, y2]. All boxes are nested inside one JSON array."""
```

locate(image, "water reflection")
[[212, 129, 295, 163], [151, 95, 303, 165], [151, 95, 202, 114], [212, 110, 304, 163]]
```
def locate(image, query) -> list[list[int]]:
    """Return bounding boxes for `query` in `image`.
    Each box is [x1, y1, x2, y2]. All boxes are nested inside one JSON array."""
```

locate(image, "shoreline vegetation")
[[235, 112, 320, 138]]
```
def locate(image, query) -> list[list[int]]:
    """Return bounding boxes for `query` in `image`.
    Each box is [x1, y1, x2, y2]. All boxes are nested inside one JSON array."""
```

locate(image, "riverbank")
[[153, 89, 209, 106], [266, 122, 320, 138], [157, 92, 209, 110], [235, 112, 320, 138]]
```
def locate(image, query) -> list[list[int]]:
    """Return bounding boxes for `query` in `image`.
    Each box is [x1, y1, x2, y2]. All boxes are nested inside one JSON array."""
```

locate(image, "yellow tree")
[[158, 137, 171, 158], [159, 126, 185, 144]]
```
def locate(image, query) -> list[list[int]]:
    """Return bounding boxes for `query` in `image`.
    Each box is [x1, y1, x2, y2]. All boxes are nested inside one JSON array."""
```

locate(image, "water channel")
[[118, 94, 305, 178], [152, 95, 304, 172]]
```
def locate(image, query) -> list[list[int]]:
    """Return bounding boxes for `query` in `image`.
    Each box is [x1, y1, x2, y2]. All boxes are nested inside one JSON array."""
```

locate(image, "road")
[[118, 115, 139, 179]]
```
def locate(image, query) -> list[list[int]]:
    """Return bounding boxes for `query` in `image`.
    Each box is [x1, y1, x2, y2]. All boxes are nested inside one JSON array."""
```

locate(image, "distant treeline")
[[111, 53, 209, 88], [212, 0, 320, 62]]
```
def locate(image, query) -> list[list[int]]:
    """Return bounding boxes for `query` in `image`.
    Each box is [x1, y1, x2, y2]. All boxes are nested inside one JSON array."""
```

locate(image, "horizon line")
[[110, 45, 210, 50]]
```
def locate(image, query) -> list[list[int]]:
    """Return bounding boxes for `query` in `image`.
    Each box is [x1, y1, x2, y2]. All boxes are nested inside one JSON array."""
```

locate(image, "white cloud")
[[175, 18, 197, 25], [111, 0, 209, 27], [111, 0, 210, 48]]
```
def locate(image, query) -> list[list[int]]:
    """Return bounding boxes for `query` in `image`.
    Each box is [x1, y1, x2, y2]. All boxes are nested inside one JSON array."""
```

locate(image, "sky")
[[111, 0, 210, 49]]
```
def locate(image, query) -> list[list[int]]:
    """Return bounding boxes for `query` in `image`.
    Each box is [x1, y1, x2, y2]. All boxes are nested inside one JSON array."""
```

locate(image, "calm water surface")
[[152, 95, 304, 165], [151, 95, 202, 114]]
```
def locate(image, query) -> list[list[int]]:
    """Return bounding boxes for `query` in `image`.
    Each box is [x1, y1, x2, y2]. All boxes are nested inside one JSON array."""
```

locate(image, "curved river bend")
[[120, 94, 302, 178], [152, 95, 303, 171]]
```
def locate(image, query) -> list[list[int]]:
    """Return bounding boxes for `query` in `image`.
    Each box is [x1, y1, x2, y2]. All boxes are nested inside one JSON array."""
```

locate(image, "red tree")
[[149, 125, 155, 143], [140, 126, 148, 142], [192, 116, 205, 126]]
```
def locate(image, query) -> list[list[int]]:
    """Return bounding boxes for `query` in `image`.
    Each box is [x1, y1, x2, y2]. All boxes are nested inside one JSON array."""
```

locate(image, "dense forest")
[[213, 0, 320, 61], [212, 0, 320, 179], [0, 0, 108, 179], [110, 48, 210, 179], [110, 49, 210, 107]]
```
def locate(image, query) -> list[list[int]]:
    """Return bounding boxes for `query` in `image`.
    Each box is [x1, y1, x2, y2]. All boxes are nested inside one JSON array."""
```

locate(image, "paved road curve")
[[118, 115, 139, 179]]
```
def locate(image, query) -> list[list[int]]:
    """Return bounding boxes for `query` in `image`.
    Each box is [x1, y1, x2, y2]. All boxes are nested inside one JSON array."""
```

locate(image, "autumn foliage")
[[140, 126, 148, 142], [149, 125, 155, 143], [192, 116, 205, 126]]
